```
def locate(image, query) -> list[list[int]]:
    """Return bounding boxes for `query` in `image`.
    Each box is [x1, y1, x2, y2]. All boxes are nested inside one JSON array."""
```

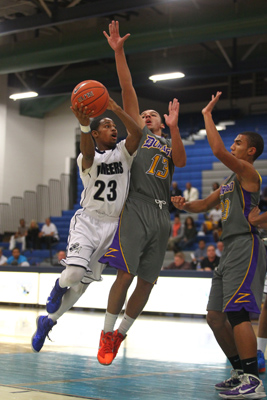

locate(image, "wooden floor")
[[0, 305, 265, 400]]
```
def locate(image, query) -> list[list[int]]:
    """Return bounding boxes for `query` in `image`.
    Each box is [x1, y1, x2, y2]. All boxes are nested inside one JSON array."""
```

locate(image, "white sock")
[[118, 313, 135, 337], [257, 337, 267, 354], [104, 311, 119, 333]]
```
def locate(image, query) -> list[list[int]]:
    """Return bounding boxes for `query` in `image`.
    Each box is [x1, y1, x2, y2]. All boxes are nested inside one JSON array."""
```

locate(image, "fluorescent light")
[[9, 91, 38, 100], [218, 120, 236, 127], [149, 72, 185, 82]]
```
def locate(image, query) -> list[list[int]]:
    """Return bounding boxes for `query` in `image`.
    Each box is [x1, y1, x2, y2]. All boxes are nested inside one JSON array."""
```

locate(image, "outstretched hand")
[[171, 195, 186, 210], [164, 98, 179, 128], [103, 20, 130, 52], [202, 91, 222, 116]]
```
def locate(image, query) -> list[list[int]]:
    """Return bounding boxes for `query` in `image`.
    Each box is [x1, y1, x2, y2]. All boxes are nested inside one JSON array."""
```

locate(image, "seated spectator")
[[190, 239, 207, 269], [52, 250, 66, 266], [0, 247, 7, 265], [5, 247, 30, 267], [9, 218, 28, 252], [215, 241, 224, 257], [202, 204, 222, 241], [26, 219, 41, 250], [169, 181, 182, 214], [210, 182, 220, 194], [174, 216, 198, 252], [163, 251, 192, 270], [38, 217, 59, 249], [39, 250, 66, 266], [259, 186, 267, 211], [167, 213, 184, 251], [183, 182, 199, 202], [200, 245, 220, 271]]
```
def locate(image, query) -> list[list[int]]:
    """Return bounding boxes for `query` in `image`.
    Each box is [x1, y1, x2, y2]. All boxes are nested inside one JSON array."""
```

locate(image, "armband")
[[80, 124, 91, 133]]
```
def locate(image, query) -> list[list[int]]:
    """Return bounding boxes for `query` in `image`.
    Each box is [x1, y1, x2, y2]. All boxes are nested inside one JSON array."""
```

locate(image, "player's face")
[[97, 118, 118, 149], [141, 110, 163, 132], [230, 134, 251, 160]]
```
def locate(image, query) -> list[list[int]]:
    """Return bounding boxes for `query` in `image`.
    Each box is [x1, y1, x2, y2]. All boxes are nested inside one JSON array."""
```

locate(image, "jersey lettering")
[[234, 293, 251, 303], [142, 135, 172, 158], [221, 198, 231, 221], [94, 180, 117, 202], [146, 154, 169, 179], [97, 162, 123, 176]]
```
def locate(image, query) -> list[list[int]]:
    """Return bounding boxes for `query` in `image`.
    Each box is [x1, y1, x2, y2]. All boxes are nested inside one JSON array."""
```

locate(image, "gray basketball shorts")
[[99, 195, 171, 284], [207, 233, 266, 314]]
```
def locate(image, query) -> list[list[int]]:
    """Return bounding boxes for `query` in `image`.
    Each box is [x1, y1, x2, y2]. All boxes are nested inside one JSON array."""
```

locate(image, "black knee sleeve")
[[227, 309, 250, 328]]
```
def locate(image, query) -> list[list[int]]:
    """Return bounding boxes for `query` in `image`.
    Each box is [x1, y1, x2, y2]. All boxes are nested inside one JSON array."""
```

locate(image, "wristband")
[[80, 124, 90, 133]]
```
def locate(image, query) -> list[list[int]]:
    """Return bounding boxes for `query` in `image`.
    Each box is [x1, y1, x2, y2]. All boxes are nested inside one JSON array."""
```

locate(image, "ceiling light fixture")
[[9, 91, 38, 101], [149, 72, 185, 83]]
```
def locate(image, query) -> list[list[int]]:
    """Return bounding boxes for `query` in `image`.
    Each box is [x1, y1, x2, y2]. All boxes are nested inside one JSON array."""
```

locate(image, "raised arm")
[[171, 188, 221, 214], [103, 20, 143, 128], [71, 103, 95, 170], [164, 98, 186, 168], [202, 92, 259, 191], [108, 97, 142, 155]]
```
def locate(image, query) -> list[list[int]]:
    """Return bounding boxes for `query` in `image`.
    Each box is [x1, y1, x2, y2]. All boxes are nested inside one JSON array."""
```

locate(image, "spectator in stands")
[[169, 181, 182, 214], [38, 217, 59, 249], [0, 247, 7, 265], [183, 182, 199, 202], [202, 204, 222, 241], [9, 218, 28, 252], [39, 250, 66, 266], [4, 247, 30, 267], [167, 213, 183, 251], [174, 216, 197, 251], [26, 219, 40, 250], [215, 241, 224, 257], [190, 239, 207, 269], [259, 186, 267, 211], [53, 250, 66, 266], [200, 245, 220, 271], [163, 251, 192, 270], [210, 182, 220, 194]]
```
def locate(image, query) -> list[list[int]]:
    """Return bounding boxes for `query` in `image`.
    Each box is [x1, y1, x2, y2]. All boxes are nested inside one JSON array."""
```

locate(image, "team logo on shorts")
[[69, 242, 82, 253]]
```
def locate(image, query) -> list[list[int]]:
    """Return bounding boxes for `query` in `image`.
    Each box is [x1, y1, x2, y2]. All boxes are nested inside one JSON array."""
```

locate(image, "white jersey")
[[77, 139, 134, 220]]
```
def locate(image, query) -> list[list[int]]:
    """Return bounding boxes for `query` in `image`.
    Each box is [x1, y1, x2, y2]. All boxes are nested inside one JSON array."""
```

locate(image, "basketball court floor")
[[0, 305, 265, 400]]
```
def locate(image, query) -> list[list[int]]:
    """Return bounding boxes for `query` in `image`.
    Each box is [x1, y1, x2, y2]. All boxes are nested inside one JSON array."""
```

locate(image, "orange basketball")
[[71, 80, 109, 117]]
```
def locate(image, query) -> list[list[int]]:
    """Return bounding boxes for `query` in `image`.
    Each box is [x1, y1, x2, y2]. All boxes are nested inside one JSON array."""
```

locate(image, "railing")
[[0, 174, 71, 233]]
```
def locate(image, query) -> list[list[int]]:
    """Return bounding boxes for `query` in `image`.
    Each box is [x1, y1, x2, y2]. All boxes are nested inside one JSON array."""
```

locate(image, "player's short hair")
[[90, 117, 103, 132], [241, 131, 264, 160]]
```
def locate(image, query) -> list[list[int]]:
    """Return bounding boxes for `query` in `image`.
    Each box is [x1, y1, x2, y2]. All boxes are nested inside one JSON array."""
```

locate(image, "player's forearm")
[[183, 199, 209, 213], [113, 104, 142, 140], [80, 132, 95, 160], [170, 126, 186, 168], [114, 48, 133, 90], [203, 113, 226, 158]]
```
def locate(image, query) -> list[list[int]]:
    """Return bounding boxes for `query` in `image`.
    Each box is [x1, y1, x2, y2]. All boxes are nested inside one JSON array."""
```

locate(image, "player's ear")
[[248, 146, 256, 157], [91, 129, 99, 139], [160, 122, 165, 129]]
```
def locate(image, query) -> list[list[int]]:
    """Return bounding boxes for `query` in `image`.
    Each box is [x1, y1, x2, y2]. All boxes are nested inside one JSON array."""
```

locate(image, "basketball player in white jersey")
[[31, 97, 142, 352]]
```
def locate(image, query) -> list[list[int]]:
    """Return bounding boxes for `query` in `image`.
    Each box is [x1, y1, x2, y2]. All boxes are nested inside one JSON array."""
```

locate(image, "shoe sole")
[[31, 316, 42, 353]]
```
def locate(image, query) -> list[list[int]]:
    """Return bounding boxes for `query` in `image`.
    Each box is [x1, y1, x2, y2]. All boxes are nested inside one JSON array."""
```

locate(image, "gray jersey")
[[129, 125, 174, 202], [220, 172, 261, 241]]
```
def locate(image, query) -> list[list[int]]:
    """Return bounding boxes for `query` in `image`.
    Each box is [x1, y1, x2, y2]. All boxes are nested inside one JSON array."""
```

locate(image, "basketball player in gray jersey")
[[172, 92, 266, 399], [97, 20, 186, 365]]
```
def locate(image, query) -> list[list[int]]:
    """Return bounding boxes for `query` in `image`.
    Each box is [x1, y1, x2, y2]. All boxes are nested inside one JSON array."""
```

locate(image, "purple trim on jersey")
[[241, 186, 258, 234], [224, 234, 260, 313], [98, 216, 129, 273]]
